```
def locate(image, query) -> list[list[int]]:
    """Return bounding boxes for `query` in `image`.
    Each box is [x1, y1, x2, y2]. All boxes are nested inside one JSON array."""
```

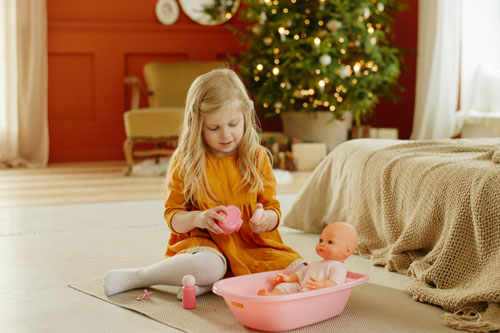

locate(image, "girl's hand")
[[193, 206, 228, 234], [249, 203, 267, 234]]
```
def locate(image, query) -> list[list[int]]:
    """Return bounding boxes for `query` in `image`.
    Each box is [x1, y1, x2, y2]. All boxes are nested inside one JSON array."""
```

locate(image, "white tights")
[[104, 251, 226, 298]]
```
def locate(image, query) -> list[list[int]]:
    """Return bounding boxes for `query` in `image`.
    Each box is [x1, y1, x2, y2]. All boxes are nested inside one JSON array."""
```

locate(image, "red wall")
[[370, 0, 418, 139], [47, 0, 418, 162]]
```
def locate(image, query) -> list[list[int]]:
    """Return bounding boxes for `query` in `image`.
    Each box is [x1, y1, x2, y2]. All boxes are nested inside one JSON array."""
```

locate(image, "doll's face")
[[202, 107, 244, 157], [315, 224, 355, 262]]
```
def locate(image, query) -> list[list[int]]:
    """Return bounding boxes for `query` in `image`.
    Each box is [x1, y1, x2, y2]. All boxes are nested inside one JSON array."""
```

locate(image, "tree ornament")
[[338, 65, 349, 79], [320, 54, 332, 66], [293, 89, 303, 98], [363, 7, 370, 19], [326, 19, 342, 32], [252, 24, 262, 35], [259, 11, 267, 24], [263, 37, 273, 46]]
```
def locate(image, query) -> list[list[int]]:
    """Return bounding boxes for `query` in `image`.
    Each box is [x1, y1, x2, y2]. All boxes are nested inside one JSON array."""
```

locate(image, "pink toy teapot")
[[217, 205, 243, 235]]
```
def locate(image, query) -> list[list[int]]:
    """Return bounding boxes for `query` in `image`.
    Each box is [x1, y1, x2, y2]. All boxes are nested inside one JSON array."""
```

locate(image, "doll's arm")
[[305, 276, 338, 290], [274, 272, 299, 285]]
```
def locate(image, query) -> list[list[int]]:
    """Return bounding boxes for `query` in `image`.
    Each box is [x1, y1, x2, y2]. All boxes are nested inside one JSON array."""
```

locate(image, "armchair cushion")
[[124, 107, 184, 138], [144, 61, 225, 108]]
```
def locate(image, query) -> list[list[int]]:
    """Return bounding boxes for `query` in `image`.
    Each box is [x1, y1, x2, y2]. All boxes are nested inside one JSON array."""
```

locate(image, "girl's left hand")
[[249, 203, 267, 234]]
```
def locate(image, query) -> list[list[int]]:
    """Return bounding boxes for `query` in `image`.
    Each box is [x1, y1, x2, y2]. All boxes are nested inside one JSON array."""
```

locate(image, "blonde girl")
[[104, 68, 303, 298]]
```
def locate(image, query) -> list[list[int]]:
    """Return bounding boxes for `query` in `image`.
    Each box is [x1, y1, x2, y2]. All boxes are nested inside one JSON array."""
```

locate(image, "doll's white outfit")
[[275, 259, 347, 294]]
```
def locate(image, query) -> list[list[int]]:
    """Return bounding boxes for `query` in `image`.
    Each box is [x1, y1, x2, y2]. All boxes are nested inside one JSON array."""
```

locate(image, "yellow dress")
[[164, 146, 303, 276]]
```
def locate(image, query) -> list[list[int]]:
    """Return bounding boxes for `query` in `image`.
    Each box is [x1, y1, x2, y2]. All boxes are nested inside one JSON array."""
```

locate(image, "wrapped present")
[[292, 142, 327, 171], [350, 125, 371, 139]]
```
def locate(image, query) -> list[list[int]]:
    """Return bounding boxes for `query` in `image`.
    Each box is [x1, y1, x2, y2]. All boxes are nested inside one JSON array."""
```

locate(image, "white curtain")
[[410, 0, 462, 140], [456, 0, 500, 136], [460, 0, 500, 113], [0, 0, 48, 167]]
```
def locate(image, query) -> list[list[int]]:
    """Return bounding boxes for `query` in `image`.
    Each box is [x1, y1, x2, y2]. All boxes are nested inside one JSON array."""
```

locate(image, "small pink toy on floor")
[[258, 222, 358, 296], [182, 275, 196, 309], [136, 289, 153, 301], [216, 205, 244, 235]]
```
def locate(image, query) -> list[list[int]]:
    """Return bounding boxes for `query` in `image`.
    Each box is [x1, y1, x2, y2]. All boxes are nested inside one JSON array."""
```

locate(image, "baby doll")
[[258, 222, 358, 295]]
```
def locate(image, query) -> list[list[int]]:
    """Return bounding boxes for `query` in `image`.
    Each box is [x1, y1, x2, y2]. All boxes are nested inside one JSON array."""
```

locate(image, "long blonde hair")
[[169, 68, 266, 205]]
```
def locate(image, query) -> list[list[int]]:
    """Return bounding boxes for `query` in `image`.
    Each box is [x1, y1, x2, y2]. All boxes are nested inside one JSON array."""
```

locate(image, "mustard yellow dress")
[[164, 146, 303, 276]]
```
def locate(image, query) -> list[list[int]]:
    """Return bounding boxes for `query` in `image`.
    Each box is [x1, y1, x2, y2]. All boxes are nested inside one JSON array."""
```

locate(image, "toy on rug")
[[182, 275, 196, 309], [136, 289, 153, 301], [258, 222, 358, 296]]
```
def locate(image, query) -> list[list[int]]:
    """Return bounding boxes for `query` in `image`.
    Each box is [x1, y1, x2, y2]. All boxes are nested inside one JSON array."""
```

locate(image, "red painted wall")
[[47, 0, 418, 162], [370, 0, 418, 139]]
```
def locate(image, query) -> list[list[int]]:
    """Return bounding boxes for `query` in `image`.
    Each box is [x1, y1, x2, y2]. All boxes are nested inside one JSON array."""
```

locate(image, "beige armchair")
[[123, 61, 224, 175]]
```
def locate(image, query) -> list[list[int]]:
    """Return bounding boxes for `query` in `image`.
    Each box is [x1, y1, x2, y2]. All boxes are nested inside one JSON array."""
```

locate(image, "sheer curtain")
[[0, 0, 48, 167], [411, 0, 500, 140], [457, 0, 500, 136], [410, 0, 462, 140]]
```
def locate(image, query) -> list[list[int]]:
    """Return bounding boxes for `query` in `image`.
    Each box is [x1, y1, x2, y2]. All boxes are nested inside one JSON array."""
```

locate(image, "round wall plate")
[[155, 0, 179, 25]]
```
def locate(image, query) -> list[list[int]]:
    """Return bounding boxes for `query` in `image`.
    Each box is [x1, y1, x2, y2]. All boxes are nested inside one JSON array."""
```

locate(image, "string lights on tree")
[[226, 0, 406, 125]]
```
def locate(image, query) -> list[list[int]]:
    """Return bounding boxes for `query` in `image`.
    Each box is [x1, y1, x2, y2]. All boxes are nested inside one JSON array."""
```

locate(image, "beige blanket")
[[283, 138, 500, 331]]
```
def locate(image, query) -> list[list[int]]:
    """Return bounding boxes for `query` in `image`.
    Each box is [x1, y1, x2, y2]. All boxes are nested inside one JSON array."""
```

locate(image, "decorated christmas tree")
[[227, 0, 406, 125]]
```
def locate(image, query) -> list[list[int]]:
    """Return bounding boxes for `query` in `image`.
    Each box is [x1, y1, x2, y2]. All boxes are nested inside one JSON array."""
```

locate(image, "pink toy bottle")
[[182, 275, 196, 309]]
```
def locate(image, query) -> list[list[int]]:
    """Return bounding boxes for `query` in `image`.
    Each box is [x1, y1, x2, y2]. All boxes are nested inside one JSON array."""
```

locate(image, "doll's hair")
[[169, 68, 267, 205]]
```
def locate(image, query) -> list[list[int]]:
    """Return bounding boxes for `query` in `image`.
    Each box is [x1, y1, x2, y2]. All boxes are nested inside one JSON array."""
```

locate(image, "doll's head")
[[170, 68, 267, 204], [315, 222, 358, 262]]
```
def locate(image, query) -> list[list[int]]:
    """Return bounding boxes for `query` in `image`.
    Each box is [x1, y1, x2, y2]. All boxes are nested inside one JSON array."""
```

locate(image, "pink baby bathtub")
[[212, 269, 369, 332]]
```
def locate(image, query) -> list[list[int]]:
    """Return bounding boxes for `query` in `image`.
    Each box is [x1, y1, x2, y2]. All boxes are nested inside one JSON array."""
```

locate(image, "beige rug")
[[69, 279, 457, 333]]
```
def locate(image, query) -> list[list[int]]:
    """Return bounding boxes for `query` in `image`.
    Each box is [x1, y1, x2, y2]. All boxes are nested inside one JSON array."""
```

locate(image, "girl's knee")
[[190, 251, 225, 285]]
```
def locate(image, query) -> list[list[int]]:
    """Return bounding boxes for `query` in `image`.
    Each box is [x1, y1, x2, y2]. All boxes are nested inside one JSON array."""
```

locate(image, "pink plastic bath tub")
[[212, 269, 369, 332]]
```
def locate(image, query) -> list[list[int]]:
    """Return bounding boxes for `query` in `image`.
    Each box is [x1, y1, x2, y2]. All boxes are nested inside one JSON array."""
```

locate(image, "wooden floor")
[[0, 161, 311, 207]]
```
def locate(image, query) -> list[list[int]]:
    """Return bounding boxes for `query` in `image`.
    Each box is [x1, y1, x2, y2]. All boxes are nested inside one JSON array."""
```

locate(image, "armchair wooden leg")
[[123, 138, 134, 176]]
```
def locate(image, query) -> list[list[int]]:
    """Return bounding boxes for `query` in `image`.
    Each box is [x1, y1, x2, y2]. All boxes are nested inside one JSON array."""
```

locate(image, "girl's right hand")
[[193, 206, 228, 234]]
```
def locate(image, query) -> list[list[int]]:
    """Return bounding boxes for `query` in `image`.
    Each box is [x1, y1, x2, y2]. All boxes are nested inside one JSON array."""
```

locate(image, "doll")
[[258, 222, 358, 295]]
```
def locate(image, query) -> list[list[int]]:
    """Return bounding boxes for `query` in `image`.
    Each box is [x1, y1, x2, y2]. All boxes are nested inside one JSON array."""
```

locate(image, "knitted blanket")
[[283, 139, 500, 331]]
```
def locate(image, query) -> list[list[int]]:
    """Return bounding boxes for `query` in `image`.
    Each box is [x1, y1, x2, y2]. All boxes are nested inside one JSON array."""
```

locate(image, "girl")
[[104, 68, 304, 298]]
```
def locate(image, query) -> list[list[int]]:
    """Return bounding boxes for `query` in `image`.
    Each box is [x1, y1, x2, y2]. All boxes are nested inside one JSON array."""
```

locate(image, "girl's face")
[[202, 107, 244, 157]]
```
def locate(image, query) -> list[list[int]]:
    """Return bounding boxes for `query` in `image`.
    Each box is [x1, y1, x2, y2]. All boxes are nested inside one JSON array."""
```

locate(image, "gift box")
[[350, 125, 371, 139], [291, 142, 327, 171], [261, 132, 289, 157], [369, 127, 399, 139]]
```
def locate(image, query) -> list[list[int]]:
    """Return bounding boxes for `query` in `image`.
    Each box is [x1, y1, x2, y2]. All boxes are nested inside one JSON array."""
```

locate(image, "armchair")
[[123, 61, 224, 175]]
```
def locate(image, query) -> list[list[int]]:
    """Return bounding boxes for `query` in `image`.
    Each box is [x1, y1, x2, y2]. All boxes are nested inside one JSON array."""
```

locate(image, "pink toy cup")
[[217, 205, 243, 235]]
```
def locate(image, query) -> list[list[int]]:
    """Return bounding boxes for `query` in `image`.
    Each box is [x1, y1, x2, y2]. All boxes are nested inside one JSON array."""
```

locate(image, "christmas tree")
[[227, 0, 406, 125]]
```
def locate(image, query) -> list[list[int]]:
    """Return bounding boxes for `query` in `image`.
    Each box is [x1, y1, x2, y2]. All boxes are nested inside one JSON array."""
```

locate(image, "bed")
[[282, 138, 500, 331]]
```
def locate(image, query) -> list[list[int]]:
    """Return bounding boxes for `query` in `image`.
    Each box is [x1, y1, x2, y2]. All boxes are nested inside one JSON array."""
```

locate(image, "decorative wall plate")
[[155, 0, 179, 25], [179, 0, 240, 26]]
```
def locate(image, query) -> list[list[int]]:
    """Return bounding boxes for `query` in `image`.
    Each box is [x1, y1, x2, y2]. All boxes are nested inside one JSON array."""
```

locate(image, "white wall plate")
[[155, 0, 179, 25]]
